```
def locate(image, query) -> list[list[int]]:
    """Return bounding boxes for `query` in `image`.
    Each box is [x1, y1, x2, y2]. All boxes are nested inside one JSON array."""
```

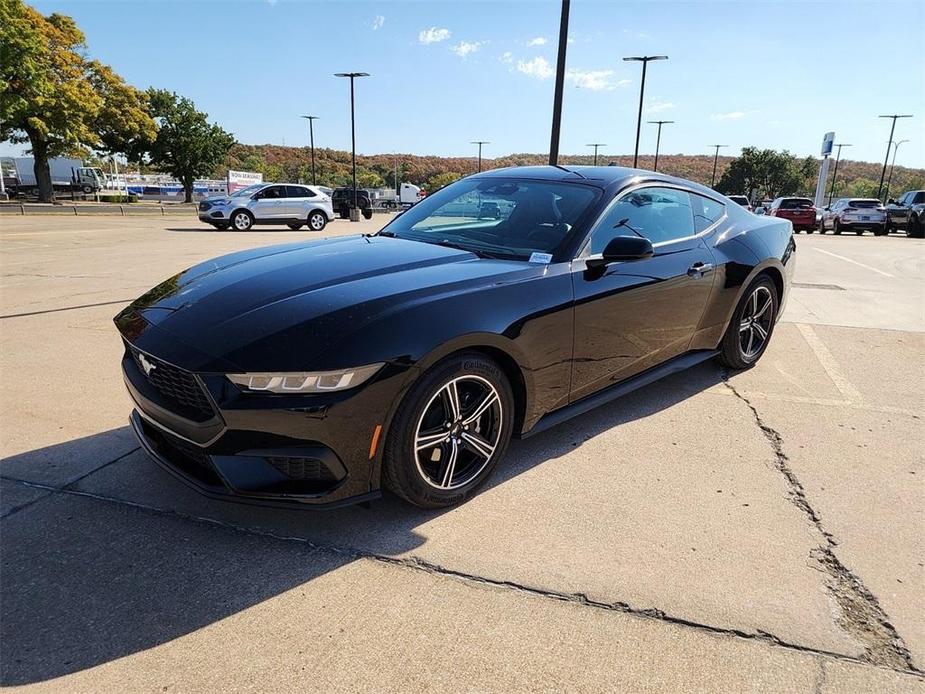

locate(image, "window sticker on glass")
[[529, 252, 553, 264]]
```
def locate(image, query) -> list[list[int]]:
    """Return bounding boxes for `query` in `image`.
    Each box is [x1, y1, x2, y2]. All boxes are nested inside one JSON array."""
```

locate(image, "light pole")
[[885, 139, 909, 202], [876, 114, 913, 201], [826, 143, 852, 205], [334, 72, 369, 221], [471, 141, 490, 172], [300, 115, 319, 185], [548, 0, 571, 165], [586, 143, 606, 166], [623, 55, 668, 168], [709, 144, 728, 187], [647, 121, 673, 172]]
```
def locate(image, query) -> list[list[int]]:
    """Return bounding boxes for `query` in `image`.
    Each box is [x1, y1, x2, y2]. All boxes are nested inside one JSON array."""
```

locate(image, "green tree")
[[146, 89, 234, 202], [716, 147, 816, 201], [426, 171, 461, 191], [0, 1, 154, 201]]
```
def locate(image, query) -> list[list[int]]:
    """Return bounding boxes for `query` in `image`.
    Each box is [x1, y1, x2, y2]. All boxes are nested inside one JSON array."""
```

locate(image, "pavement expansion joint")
[[722, 370, 918, 673], [2, 475, 923, 680]]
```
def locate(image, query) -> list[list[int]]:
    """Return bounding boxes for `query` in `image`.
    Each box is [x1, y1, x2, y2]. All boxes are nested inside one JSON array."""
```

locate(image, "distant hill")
[[221, 144, 925, 199]]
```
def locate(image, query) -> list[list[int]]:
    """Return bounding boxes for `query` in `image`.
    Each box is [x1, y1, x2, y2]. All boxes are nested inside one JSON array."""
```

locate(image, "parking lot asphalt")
[[1, 215, 923, 692]]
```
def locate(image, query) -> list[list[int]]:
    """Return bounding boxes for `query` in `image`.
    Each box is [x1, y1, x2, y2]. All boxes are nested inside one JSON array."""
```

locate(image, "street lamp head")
[[623, 55, 668, 62], [300, 115, 319, 120], [647, 120, 674, 125], [335, 72, 370, 78], [470, 140, 490, 145]]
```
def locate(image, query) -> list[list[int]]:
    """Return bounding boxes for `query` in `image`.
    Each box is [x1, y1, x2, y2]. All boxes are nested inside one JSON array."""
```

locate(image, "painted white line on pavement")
[[812, 247, 895, 278], [796, 323, 864, 404]]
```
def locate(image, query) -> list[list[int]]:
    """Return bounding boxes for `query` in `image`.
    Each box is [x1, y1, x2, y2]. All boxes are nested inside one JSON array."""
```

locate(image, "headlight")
[[226, 363, 384, 393]]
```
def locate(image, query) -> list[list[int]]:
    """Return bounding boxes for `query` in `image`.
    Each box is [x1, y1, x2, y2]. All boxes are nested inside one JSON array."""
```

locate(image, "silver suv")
[[198, 183, 334, 231]]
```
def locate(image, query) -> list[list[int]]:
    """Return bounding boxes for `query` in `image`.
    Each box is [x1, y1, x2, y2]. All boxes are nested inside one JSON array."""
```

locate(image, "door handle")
[[687, 262, 714, 277]]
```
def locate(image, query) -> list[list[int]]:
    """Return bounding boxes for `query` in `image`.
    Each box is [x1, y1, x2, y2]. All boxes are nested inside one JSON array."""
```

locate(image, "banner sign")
[[227, 170, 263, 194], [821, 132, 835, 157]]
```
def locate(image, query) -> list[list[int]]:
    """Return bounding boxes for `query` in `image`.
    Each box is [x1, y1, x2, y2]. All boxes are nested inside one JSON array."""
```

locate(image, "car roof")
[[470, 164, 725, 199]]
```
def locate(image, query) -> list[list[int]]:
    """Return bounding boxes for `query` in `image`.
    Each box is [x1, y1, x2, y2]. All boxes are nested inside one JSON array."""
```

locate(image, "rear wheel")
[[855, 228, 864, 236], [818, 220, 825, 234], [909, 215, 924, 239], [873, 225, 887, 237], [307, 211, 327, 231], [231, 210, 254, 231], [717, 276, 778, 371], [833, 219, 842, 235], [382, 353, 514, 508], [805, 227, 814, 234]]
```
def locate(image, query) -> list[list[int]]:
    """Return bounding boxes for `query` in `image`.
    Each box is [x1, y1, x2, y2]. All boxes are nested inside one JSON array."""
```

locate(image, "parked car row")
[[726, 189, 925, 238]]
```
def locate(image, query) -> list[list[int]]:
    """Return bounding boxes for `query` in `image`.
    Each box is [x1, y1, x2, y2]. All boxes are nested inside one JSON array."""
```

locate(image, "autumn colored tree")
[[146, 89, 234, 203], [0, 0, 154, 201]]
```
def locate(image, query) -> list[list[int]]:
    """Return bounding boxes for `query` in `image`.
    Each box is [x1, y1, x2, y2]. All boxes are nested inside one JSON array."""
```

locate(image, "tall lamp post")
[[334, 72, 369, 221], [709, 144, 728, 187], [300, 115, 319, 185], [586, 143, 606, 166], [884, 139, 909, 202], [623, 55, 668, 168], [471, 141, 490, 172], [647, 120, 673, 172], [876, 114, 913, 201], [826, 143, 852, 205], [548, 0, 570, 165]]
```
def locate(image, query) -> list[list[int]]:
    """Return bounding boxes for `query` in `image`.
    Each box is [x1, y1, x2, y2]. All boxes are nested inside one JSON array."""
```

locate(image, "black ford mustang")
[[115, 166, 795, 509]]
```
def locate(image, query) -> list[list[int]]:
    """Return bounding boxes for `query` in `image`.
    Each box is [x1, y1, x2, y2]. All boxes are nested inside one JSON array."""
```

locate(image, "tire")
[[307, 210, 327, 231], [362, 207, 373, 220], [805, 227, 814, 234], [231, 209, 254, 231], [817, 221, 825, 235], [833, 219, 842, 235], [909, 215, 925, 239], [212, 222, 229, 231], [338, 206, 350, 220], [873, 225, 887, 237], [81, 184, 94, 194], [382, 352, 514, 508], [855, 228, 864, 236], [287, 223, 303, 230], [717, 276, 779, 371]]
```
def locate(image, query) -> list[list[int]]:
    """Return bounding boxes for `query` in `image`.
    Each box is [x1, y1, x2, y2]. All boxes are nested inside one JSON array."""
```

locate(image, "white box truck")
[[373, 182, 426, 209], [1, 157, 105, 196]]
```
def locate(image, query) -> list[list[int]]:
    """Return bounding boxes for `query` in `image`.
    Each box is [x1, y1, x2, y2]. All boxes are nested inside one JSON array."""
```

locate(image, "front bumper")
[[198, 208, 230, 223], [120, 333, 408, 509]]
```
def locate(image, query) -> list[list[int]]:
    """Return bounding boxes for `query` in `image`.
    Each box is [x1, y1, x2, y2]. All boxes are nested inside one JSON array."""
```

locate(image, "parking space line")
[[795, 323, 864, 404], [812, 248, 895, 278]]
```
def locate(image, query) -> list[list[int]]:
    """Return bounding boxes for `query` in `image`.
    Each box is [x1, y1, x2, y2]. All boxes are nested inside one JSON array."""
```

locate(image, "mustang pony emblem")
[[138, 353, 157, 376]]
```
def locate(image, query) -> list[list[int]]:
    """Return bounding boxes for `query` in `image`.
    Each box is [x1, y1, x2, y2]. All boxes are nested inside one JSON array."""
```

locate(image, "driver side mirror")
[[888, 198, 897, 205], [586, 235, 654, 268]]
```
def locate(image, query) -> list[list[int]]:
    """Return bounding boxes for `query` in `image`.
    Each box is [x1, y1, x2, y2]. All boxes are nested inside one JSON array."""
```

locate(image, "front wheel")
[[717, 276, 779, 371], [909, 216, 925, 239], [307, 211, 327, 231], [231, 210, 254, 231], [382, 353, 514, 508], [833, 219, 842, 235]]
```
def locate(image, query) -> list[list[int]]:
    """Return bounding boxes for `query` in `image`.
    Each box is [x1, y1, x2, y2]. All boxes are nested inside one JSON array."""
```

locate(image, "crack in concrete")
[[2, 475, 922, 680], [722, 372, 918, 672]]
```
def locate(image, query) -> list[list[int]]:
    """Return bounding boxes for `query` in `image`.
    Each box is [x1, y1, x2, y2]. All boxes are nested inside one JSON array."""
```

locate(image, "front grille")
[[141, 419, 223, 487], [266, 456, 336, 482], [129, 345, 214, 422]]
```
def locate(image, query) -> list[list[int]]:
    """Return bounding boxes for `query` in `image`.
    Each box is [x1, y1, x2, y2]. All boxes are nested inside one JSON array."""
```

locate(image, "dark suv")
[[331, 188, 373, 219], [886, 190, 925, 237]]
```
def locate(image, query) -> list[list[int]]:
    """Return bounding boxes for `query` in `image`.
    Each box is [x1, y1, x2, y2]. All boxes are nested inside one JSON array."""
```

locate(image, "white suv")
[[198, 183, 334, 231]]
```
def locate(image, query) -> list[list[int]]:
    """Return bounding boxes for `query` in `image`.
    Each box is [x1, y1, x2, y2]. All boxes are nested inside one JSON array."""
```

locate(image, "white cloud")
[[526, 36, 547, 46], [616, 79, 631, 87], [516, 56, 554, 80], [565, 68, 622, 91], [711, 111, 747, 120], [418, 26, 451, 44], [646, 100, 675, 113], [371, 15, 385, 30], [500, 51, 513, 64], [451, 40, 485, 58]]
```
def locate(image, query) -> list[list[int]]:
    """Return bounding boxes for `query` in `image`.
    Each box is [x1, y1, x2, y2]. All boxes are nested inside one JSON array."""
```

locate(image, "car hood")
[[117, 235, 535, 371], [202, 195, 232, 205]]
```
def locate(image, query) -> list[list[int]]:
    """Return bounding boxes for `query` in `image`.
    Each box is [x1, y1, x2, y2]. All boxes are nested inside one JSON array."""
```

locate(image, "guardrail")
[[0, 203, 197, 216]]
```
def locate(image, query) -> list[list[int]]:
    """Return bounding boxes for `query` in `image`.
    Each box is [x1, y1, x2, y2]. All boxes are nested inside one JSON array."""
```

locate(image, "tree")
[[146, 89, 234, 203], [426, 171, 461, 191], [716, 147, 817, 201], [0, 1, 154, 201]]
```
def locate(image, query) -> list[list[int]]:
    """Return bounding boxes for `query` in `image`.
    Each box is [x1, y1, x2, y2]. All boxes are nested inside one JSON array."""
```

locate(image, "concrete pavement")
[[1, 215, 922, 691]]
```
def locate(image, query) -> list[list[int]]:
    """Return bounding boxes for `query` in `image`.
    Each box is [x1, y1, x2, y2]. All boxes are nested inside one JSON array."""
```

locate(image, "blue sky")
[[6, 0, 925, 167]]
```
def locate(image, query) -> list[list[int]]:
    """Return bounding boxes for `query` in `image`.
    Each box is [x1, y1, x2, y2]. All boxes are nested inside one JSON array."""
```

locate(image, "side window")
[[691, 194, 725, 232], [913, 192, 925, 205], [286, 185, 312, 198], [589, 187, 695, 253], [260, 186, 284, 199]]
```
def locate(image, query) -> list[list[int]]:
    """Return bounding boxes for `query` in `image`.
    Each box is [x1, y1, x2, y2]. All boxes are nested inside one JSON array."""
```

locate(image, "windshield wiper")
[[431, 239, 501, 259], [376, 230, 396, 237], [613, 217, 646, 239]]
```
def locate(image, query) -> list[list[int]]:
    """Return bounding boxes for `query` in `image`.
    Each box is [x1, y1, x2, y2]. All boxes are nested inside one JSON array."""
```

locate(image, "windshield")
[[381, 177, 600, 260], [230, 184, 264, 198]]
